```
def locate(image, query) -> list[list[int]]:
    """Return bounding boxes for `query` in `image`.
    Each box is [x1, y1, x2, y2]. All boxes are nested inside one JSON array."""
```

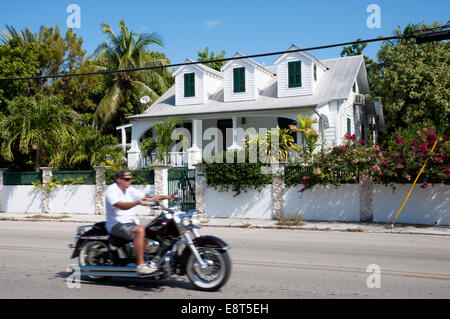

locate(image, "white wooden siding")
[[175, 66, 205, 106], [276, 53, 313, 98], [223, 61, 256, 102]]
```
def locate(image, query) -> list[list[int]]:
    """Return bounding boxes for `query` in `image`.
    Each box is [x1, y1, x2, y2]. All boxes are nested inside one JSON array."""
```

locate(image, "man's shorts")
[[110, 222, 138, 241]]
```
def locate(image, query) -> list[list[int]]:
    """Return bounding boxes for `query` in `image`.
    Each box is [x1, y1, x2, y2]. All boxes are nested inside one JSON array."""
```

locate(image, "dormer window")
[[184, 73, 195, 97], [233, 67, 245, 93], [314, 64, 317, 81], [288, 61, 301, 88]]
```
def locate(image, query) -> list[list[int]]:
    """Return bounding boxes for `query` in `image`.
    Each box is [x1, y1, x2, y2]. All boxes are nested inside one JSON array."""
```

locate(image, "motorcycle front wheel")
[[186, 247, 231, 291]]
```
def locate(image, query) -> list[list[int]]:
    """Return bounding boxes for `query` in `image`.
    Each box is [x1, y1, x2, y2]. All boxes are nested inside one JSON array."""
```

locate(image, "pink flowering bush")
[[286, 125, 449, 190]]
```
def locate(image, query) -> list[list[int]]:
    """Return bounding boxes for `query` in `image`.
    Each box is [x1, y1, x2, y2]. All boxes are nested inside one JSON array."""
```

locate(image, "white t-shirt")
[[105, 183, 146, 232]]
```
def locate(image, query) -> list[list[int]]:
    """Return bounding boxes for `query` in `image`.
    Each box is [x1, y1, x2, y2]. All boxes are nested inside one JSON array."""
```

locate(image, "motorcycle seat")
[[108, 234, 131, 247]]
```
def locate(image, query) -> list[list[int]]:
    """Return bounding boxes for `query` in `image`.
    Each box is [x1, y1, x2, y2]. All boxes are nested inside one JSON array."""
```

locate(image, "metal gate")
[[168, 168, 196, 211]]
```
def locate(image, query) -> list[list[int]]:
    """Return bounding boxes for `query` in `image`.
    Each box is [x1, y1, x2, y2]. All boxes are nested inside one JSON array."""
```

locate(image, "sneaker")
[[136, 263, 158, 276]]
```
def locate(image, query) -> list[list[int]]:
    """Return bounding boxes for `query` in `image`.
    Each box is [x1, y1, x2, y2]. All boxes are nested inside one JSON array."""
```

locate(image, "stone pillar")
[[359, 175, 373, 222], [0, 169, 7, 213], [271, 162, 286, 220], [93, 166, 109, 215], [193, 164, 207, 219], [152, 164, 171, 207], [40, 167, 54, 214]]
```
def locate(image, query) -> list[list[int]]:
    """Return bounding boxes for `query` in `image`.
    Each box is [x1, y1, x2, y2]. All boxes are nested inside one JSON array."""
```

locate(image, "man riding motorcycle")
[[105, 170, 175, 276]]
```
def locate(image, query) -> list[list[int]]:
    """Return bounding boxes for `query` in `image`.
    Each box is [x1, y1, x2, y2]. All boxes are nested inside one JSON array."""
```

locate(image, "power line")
[[0, 26, 448, 82]]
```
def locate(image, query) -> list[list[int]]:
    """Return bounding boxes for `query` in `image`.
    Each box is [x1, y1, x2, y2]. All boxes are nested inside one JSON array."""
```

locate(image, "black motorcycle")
[[68, 197, 231, 291]]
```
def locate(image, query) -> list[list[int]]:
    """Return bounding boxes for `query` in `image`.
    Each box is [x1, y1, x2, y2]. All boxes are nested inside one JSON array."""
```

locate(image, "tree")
[[0, 95, 75, 171], [0, 37, 40, 110], [197, 46, 226, 71], [93, 20, 171, 131], [50, 123, 124, 170], [289, 115, 320, 163], [141, 117, 183, 164], [370, 22, 449, 136]]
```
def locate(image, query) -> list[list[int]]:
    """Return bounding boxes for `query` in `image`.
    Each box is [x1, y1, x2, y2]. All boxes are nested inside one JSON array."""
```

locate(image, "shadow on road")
[[56, 271, 198, 292]]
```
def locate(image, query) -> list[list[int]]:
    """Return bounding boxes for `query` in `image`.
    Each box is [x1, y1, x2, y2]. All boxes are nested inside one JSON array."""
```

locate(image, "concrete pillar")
[[359, 175, 373, 222], [193, 164, 207, 219], [93, 166, 109, 215], [152, 164, 171, 207], [271, 162, 286, 220], [40, 167, 54, 214], [0, 169, 7, 213]]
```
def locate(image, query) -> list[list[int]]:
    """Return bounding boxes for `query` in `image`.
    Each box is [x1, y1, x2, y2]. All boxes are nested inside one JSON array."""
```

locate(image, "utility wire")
[[0, 26, 448, 82]]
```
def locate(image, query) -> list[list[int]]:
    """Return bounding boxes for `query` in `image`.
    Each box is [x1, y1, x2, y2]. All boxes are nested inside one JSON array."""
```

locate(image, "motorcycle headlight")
[[182, 219, 190, 227], [191, 217, 201, 226]]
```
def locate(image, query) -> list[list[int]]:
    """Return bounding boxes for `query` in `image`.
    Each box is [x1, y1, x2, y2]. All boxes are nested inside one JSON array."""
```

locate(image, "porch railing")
[[141, 152, 188, 168]]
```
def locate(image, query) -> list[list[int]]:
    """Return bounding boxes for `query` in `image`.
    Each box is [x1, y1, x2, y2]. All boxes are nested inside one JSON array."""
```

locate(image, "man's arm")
[[113, 194, 176, 210]]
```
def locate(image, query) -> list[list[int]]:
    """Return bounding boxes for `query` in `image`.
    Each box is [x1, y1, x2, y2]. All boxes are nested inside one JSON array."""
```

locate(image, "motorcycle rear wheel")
[[78, 240, 113, 282], [186, 248, 231, 291]]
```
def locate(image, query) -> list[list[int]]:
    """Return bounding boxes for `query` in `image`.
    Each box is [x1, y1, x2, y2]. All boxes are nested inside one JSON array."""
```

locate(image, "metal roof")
[[129, 55, 366, 120]]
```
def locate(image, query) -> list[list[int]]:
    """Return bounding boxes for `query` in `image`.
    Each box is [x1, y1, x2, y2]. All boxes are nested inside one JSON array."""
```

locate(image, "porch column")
[[227, 117, 242, 151], [0, 168, 7, 213], [40, 167, 54, 214], [188, 119, 202, 169]]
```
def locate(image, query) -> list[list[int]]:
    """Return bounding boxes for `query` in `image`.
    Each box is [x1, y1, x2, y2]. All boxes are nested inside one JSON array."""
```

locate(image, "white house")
[[125, 45, 384, 168]]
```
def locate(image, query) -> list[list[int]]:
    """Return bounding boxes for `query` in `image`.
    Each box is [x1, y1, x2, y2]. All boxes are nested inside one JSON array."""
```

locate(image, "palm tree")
[[0, 24, 45, 45], [140, 117, 183, 164], [93, 20, 171, 129], [289, 114, 320, 163], [0, 95, 75, 171], [50, 124, 124, 170]]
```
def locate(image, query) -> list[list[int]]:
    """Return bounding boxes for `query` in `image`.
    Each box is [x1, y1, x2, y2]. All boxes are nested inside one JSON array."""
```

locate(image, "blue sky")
[[0, 0, 448, 67]]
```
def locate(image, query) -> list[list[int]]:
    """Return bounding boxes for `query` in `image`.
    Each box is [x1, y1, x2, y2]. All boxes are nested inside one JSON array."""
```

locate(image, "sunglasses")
[[121, 177, 132, 182]]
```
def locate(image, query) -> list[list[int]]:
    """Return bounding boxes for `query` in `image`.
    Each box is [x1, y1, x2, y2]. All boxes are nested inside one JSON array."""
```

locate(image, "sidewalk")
[[1, 212, 450, 236]]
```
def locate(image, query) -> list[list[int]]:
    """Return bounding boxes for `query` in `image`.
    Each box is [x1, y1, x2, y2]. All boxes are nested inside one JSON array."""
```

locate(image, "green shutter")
[[184, 73, 195, 97], [288, 61, 301, 88], [314, 64, 317, 81], [233, 67, 245, 93], [347, 118, 351, 134]]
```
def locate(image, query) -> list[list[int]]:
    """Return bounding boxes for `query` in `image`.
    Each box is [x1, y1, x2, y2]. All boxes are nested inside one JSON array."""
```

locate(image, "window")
[[233, 67, 245, 93], [314, 64, 317, 81], [352, 82, 356, 93], [288, 61, 302, 88], [184, 73, 195, 97], [347, 118, 351, 134]]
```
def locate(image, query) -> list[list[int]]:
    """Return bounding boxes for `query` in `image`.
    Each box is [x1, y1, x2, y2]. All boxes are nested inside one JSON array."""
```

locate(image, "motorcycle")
[[68, 196, 231, 291]]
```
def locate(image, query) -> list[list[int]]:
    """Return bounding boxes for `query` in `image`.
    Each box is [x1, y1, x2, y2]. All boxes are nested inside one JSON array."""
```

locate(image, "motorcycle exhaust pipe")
[[77, 265, 162, 278]]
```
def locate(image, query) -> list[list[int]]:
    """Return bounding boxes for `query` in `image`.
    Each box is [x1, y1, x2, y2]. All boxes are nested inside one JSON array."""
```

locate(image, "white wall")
[[2, 186, 42, 213], [1, 184, 155, 215], [373, 184, 450, 225], [284, 185, 360, 222], [205, 185, 272, 218]]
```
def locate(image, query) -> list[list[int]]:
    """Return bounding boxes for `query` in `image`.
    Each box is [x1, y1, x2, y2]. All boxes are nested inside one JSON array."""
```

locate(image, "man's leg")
[[133, 225, 145, 266]]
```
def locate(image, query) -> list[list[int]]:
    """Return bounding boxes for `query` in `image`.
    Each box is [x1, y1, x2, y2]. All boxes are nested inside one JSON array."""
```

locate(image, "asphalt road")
[[0, 221, 449, 299]]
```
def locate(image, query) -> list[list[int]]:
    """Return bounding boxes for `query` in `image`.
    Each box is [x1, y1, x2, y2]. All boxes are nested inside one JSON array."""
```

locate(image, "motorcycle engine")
[[144, 239, 160, 254]]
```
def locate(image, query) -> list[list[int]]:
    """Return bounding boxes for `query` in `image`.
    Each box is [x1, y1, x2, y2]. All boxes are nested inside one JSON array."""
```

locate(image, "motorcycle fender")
[[193, 235, 230, 250], [70, 238, 84, 259], [177, 235, 229, 276]]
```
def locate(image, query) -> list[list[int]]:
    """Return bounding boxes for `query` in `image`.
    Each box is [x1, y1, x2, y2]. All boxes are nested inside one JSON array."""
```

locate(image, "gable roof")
[[275, 45, 328, 70], [221, 52, 275, 76], [172, 58, 223, 78], [129, 55, 366, 120]]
